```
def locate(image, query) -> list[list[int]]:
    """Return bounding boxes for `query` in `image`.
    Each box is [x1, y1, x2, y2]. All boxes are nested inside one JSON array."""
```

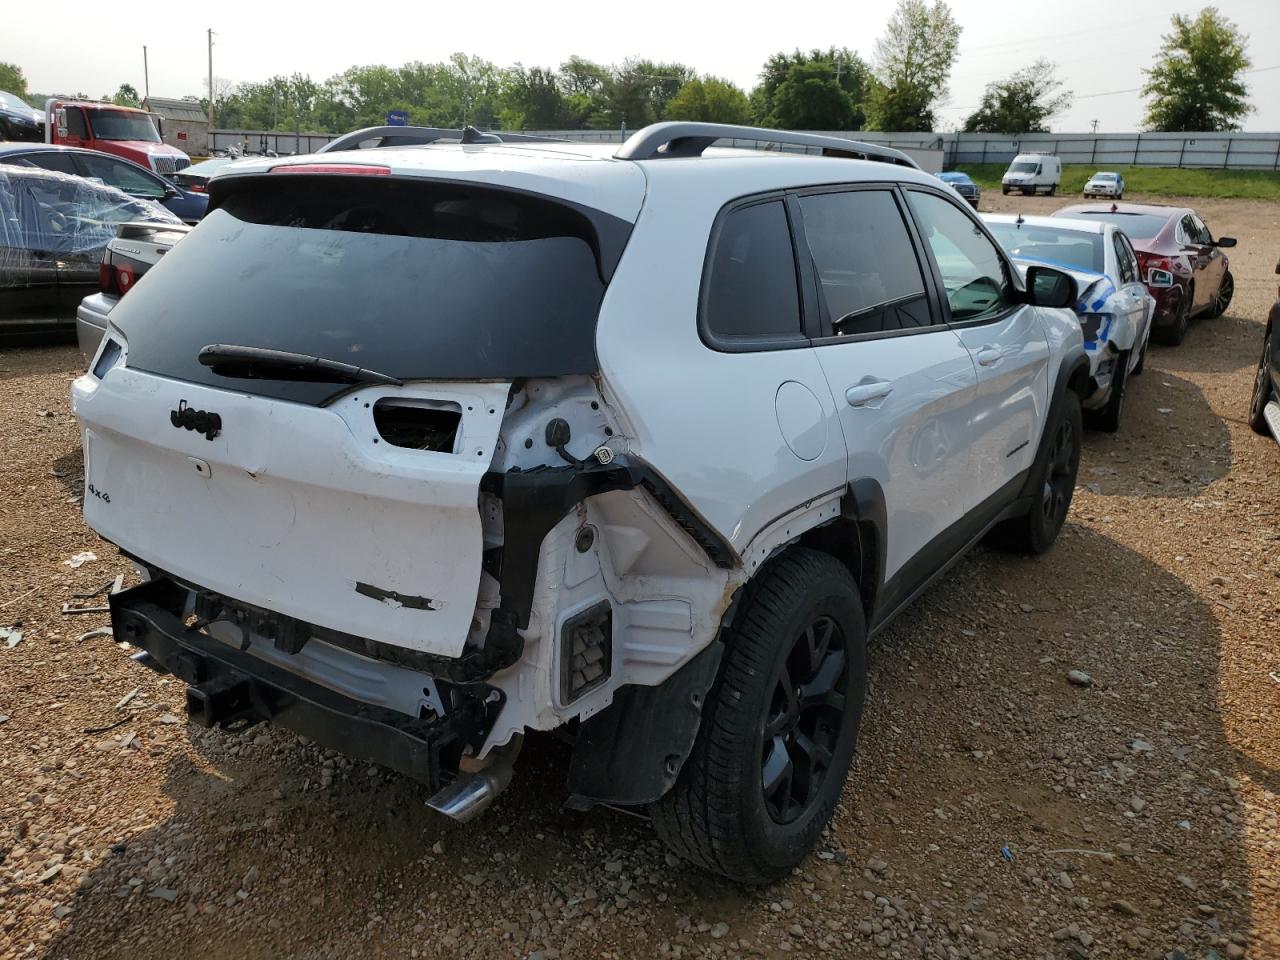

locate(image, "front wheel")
[[1249, 332, 1275, 435], [1048, 185, 1057, 196], [651, 549, 867, 885], [989, 388, 1081, 554], [1207, 271, 1234, 318]]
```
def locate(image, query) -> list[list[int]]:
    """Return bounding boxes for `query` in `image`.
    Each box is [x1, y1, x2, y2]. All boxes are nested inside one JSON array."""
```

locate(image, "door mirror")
[[1025, 265, 1077, 308], [1214, 236, 1236, 248], [1148, 268, 1175, 289], [54, 107, 67, 138]]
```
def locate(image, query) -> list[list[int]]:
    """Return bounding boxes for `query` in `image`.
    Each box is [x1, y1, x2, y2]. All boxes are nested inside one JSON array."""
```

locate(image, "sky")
[[5, 0, 1279, 132]]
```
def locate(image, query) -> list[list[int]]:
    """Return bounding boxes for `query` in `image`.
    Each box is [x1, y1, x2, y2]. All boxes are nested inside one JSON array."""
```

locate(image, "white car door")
[[1111, 229, 1152, 368], [904, 187, 1051, 509], [792, 186, 978, 589]]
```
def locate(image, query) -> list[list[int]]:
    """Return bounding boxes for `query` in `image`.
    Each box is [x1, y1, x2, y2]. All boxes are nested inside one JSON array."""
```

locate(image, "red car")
[[1053, 202, 1235, 345]]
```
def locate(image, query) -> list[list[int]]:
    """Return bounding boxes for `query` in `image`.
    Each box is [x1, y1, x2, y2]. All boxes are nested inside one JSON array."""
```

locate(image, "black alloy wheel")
[[760, 615, 847, 825]]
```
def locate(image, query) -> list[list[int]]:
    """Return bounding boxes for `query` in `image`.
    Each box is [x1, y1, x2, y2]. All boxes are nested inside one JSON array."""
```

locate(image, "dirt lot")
[[1, 192, 1278, 960]]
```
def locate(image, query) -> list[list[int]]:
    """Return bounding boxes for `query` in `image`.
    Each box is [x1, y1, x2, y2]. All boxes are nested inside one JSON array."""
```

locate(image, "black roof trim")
[[613, 122, 919, 169], [317, 125, 568, 154]]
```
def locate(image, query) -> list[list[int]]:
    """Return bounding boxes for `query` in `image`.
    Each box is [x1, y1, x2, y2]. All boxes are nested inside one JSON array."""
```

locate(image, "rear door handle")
[[845, 380, 893, 407], [976, 345, 1005, 366]]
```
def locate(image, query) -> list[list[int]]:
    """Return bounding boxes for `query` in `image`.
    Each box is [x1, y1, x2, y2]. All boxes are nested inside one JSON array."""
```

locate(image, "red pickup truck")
[[44, 99, 190, 176]]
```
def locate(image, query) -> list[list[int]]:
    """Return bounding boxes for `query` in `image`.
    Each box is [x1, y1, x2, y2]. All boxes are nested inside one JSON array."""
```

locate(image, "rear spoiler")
[[115, 221, 192, 241]]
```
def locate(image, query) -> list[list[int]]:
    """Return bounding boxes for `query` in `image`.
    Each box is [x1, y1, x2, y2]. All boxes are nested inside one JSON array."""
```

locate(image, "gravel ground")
[[1, 192, 1278, 960]]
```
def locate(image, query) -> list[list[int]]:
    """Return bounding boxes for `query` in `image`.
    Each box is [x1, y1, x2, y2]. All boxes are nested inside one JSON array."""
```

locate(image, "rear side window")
[[110, 176, 630, 405], [703, 200, 802, 342], [11, 152, 78, 175], [1112, 231, 1136, 283], [798, 189, 932, 336]]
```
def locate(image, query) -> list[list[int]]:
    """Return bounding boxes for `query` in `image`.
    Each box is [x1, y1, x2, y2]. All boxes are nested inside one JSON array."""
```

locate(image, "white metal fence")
[[209, 127, 1280, 171]]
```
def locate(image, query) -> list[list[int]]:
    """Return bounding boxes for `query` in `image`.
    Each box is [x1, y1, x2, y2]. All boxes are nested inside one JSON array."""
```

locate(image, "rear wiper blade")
[[197, 344, 404, 386]]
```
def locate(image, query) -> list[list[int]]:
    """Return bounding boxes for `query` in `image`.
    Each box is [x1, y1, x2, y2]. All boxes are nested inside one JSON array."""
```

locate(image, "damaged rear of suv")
[[73, 123, 1087, 885]]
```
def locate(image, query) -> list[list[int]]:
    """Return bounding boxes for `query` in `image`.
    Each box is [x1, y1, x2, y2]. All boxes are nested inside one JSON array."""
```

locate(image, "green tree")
[[665, 76, 752, 124], [0, 62, 27, 99], [558, 56, 611, 128], [769, 62, 856, 129], [499, 65, 567, 129], [962, 59, 1071, 134], [867, 0, 961, 131], [108, 83, 141, 108], [753, 48, 869, 129], [1142, 7, 1251, 131]]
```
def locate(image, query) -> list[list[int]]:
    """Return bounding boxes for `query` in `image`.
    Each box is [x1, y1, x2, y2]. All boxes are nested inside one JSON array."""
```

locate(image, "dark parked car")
[[0, 143, 208, 223], [1053, 202, 1235, 346], [77, 220, 190, 358], [937, 170, 980, 207], [0, 166, 181, 343], [0, 91, 42, 142], [1248, 259, 1280, 443]]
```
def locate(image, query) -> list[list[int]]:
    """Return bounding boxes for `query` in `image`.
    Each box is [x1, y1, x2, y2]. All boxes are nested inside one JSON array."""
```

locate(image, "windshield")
[[1008, 161, 1038, 174], [86, 109, 161, 142], [1093, 173, 1117, 181], [985, 221, 1104, 273], [0, 92, 32, 114], [1071, 211, 1169, 239], [110, 176, 633, 405]]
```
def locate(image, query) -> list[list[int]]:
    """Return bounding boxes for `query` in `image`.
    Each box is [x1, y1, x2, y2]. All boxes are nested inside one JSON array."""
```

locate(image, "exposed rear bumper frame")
[[110, 578, 496, 793]]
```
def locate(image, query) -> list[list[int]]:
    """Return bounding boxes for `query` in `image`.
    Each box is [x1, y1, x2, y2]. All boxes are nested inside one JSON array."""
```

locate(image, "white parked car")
[[984, 213, 1154, 432], [1083, 171, 1125, 199], [1002, 153, 1062, 196], [73, 122, 1090, 884]]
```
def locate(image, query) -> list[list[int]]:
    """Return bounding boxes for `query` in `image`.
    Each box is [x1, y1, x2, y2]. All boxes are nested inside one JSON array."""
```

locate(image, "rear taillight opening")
[[99, 262, 136, 297], [372, 400, 462, 452]]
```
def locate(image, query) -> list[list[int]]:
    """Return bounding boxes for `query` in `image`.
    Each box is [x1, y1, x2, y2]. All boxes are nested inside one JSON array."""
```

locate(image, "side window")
[[77, 153, 166, 199], [65, 108, 88, 138], [12, 152, 78, 175], [1112, 232, 1135, 284], [1179, 215, 1198, 245], [797, 189, 933, 336], [907, 190, 1013, 323], [704, 200, 802, 342], [1190, 214, 1212, 245]]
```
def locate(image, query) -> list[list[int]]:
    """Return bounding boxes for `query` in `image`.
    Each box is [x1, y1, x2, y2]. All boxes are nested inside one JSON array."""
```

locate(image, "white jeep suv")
[[72, 122, 1089, 884]]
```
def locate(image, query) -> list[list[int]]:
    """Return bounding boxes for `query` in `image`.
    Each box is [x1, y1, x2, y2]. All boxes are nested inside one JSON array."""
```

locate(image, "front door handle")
[[846, 380, 893, 407], [976, 345, 1005, 366]]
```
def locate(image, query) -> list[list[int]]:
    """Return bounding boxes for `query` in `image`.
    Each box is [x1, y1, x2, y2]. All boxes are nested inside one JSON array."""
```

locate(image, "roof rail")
[[318, 125, 567, 154], [613, 122, 919, 169]]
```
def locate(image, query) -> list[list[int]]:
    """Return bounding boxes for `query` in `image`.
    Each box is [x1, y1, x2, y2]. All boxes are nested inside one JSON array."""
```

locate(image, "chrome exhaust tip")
[[426, 736, 520, 823]]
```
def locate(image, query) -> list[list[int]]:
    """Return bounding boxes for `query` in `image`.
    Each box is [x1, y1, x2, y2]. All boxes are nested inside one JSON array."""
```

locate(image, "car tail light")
[[270, 163, 391, 176], [187, 182, 207, 193], [98, 262, 137, 297]]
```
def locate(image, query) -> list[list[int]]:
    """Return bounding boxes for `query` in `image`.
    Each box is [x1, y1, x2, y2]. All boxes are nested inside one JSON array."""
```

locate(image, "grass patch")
[[955, 163, 1280, 201]]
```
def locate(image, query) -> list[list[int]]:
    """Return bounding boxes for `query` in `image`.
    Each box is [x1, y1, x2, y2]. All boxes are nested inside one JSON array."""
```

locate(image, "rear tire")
[[1048, 185, 1057, 196], [990, 389, 1081, 554], [1153, 287, 1190, 346], [650, 549, 867, 886], [1085, 351, 1129, 433], [1207, 271, 1234, 318], [1249, 331, 1274, 435]]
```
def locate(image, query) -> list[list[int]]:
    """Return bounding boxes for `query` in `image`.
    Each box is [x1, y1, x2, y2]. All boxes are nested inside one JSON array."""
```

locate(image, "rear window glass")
[[985, 221, 1104, 273], [110, 176, 630, 405], [703, 200, 802, 342], [1069, 212, 1169, 239]]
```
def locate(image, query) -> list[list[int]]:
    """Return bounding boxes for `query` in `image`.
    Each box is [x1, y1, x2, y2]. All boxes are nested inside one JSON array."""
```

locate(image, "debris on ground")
[[62, 550, 97, 568]]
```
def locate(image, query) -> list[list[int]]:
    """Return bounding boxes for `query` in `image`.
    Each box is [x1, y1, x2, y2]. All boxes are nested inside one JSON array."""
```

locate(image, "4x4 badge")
[[170, 400, 222, 441]]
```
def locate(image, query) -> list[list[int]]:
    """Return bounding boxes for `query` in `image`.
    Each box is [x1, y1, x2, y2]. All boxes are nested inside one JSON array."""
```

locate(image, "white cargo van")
[[1002, 153, 1062, 196]]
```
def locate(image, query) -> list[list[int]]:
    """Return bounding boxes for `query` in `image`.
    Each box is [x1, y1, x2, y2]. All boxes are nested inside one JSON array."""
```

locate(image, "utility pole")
[[143, 46, 150, 103], [207, 28, 215, 126], [1090, 119, 1099, 134]]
